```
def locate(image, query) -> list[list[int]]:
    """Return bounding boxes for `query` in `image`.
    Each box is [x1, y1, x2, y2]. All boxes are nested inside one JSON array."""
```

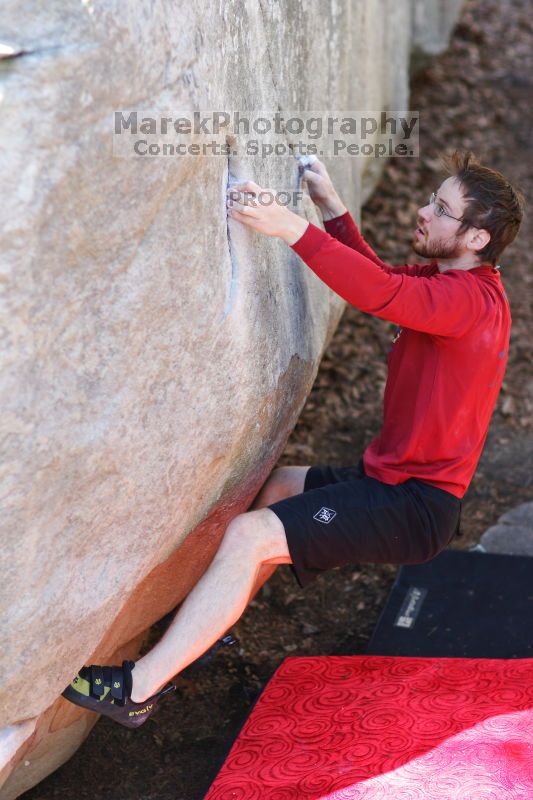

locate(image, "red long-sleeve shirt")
[[290, 211, 511, 498]]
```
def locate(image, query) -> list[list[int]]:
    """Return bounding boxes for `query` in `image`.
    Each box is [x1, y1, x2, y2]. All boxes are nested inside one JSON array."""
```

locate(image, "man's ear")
[[467, 227, 491, 254]]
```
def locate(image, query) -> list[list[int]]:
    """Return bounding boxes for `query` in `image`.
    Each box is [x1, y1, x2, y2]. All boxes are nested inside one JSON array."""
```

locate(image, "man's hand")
[[300, 158, 347, 220], [226, 181, 309, 245]]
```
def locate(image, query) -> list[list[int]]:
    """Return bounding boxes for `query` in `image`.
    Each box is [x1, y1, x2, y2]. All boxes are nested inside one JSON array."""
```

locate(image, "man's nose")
[[418, 204, 432, 222]]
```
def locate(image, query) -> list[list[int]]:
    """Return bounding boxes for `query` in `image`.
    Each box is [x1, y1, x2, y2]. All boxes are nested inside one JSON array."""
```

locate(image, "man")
[[63, 151, 523, 726]]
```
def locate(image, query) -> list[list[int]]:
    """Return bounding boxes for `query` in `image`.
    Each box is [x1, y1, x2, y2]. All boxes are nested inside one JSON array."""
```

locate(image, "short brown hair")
[[441, 150, 524, 265]]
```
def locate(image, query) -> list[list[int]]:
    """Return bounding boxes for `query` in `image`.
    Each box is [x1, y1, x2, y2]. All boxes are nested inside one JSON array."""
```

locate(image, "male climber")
[[63, 151, 523, 726]]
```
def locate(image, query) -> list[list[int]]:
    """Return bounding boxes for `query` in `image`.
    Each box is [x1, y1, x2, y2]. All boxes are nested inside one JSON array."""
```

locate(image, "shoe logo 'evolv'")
[[129, 703, 154, 717], [313, 507, 337, 524]]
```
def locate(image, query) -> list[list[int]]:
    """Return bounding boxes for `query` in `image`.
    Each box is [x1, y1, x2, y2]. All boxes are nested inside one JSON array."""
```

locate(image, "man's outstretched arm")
[[302, 159, 434, 276], [285, 219, 484, 338], [301, 159, 386, 265], [227, 182, 484, 339]]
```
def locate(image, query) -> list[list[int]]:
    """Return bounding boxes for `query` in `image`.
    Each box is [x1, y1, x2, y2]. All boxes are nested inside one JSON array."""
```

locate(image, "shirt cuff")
[[323, 210, 354, 235], [324, 211, 361, 246], [289, 222, 330, 261]]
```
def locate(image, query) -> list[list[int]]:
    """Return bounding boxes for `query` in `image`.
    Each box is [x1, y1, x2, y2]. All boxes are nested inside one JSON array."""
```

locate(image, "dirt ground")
[[24, 0, 531, 798]]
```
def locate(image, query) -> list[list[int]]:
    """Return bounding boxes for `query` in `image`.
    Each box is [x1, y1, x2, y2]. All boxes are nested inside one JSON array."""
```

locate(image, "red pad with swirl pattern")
[[206, 656, 533, 799]]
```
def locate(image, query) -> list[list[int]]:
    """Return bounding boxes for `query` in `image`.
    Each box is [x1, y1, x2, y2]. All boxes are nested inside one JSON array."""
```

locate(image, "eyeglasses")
[[429, 192, 464, 222]]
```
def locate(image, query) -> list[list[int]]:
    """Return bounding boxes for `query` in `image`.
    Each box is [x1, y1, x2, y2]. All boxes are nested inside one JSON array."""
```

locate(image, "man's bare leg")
[[245, 465, 310, 602], [130, 466, 310, 703]]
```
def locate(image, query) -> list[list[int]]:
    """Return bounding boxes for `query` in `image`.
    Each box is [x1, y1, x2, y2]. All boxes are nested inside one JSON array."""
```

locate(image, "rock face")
[[0, 1, 462, 796], [478, 502, 533, 556]]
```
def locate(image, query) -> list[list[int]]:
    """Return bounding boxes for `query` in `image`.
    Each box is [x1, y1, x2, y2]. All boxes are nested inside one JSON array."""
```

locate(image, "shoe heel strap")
[[154, 683, 176, 700]]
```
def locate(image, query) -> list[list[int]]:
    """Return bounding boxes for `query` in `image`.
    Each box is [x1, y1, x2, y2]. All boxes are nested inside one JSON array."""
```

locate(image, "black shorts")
[[267, 458, 462, 589]]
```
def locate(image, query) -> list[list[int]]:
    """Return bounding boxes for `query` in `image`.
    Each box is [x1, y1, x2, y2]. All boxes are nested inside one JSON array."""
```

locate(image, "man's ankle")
[[129, 662, 153, 704]]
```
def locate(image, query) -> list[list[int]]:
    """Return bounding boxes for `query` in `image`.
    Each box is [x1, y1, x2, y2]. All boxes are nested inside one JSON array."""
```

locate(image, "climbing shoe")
[[62, 660, 176, 729]]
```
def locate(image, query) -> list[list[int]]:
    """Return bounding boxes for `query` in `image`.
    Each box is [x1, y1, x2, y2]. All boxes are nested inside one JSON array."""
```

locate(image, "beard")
[[412, 234, 464, 260]]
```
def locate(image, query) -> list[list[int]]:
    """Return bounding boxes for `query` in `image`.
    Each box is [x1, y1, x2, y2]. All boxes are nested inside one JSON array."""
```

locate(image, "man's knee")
[[220, 508, 291, 564], [253, 465, 310, 507]]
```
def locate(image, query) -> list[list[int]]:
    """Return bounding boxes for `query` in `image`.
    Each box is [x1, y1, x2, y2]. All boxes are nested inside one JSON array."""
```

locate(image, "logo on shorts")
[[313, 507, 337, 524]]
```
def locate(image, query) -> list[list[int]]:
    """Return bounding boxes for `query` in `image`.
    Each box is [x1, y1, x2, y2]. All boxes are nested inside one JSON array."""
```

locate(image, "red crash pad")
[[205, 656, 533, 799]]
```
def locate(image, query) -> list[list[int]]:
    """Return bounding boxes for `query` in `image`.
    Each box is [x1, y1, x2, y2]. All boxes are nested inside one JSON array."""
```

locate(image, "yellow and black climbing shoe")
[[61, 660, 176, 728]]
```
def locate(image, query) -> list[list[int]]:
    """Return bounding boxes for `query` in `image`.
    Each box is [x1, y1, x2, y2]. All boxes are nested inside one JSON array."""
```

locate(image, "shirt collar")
[[431, 261, 500, 275]]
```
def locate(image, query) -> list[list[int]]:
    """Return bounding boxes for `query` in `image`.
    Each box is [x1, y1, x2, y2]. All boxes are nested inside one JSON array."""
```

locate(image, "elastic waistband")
[[409, 477, 462, 506], [360, 458, 462, 506]]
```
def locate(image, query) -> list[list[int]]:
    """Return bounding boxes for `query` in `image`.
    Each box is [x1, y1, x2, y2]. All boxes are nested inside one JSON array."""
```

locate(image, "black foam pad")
[[366, 549, 533, 658]]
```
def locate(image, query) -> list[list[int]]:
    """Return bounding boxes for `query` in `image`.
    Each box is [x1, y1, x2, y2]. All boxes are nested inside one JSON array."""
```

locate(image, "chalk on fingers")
[[296, 154, 318, 169]]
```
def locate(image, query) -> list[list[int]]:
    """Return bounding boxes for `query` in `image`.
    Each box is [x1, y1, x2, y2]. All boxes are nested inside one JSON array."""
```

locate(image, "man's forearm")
[[319, 196, 348, 221], [276, 197, 348, 246], [277, 212, 310, 246]]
